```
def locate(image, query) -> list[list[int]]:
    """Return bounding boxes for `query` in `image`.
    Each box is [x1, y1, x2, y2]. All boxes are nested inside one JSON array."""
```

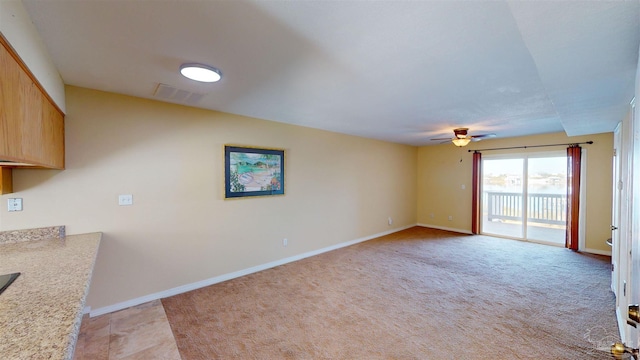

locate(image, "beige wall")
[[417, 132, 614, 253], [0, 84, 619, 310], [0, 86, 417, 310]]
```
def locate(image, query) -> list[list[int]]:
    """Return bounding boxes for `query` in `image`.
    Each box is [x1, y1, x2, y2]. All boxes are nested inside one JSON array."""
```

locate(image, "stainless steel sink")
[[0, 272, 20, 296]]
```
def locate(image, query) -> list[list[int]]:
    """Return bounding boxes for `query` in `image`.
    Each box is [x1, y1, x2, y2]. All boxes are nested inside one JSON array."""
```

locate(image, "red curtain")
[[566, 145, 582, 251], [472, 151, 482, 234]]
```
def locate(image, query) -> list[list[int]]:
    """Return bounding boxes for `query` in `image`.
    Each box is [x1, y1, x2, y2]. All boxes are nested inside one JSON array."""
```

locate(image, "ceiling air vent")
[[153, 83, 205, 105]]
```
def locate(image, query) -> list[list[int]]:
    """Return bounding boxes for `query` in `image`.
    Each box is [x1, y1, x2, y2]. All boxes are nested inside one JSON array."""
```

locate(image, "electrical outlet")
[[118, 194, 133, 206], [283, 238, 288, 247], [7, 198, 22, 212], [430, 213, 435, 219], [388, 217, 393, 226], [448, 215, 453, 221]]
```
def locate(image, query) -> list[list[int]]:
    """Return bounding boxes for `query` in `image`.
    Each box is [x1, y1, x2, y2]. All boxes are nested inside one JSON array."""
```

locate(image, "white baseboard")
[[89, 224, 416, 317], [83, 306, 91, 315], [416, 223, 473, 235], [416, 224, 610, 257], [582, 247, 612, 256]]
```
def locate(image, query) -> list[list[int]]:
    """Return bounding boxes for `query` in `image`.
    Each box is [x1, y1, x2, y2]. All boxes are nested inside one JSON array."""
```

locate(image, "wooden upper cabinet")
[[40, 96, 65, 167], [0, 37, 23, 161], [0, 34, 64, 169]]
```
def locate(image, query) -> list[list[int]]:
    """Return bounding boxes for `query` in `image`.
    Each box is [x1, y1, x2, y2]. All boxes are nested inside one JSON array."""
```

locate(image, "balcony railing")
[[485, 191, 566, 225]]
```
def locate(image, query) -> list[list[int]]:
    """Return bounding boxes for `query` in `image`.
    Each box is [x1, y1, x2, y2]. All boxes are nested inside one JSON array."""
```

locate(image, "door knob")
[[611, 342, 639, 357], [629, 304, 640, 323], [611, 225, 619, 231]]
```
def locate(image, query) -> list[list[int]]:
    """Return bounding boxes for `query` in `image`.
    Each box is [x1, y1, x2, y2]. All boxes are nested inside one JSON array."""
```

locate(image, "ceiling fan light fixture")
[[180, 63, 222, 83], [453, 128, 469, 139], [452, 138, 471, 147]]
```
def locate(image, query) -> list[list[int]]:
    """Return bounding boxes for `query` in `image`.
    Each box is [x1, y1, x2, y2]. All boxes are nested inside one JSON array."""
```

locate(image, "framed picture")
[[224, 145, 285, 199]]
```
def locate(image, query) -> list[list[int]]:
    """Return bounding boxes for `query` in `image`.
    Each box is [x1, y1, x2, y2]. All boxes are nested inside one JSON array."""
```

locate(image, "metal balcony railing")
[[485, 191, 566, 225]]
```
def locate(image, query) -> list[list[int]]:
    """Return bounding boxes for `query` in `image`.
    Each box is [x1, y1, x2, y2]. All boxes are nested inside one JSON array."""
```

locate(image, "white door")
[[617, 98, 637, 347]]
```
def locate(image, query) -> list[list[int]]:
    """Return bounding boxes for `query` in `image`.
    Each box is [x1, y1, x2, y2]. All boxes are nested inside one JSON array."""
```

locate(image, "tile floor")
[[73, 300, 181, 360]]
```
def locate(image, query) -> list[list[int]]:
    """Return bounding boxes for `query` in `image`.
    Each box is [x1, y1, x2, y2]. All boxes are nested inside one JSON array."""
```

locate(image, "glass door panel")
[[482, 158, 524, 238], [526, 156, 567, 244]]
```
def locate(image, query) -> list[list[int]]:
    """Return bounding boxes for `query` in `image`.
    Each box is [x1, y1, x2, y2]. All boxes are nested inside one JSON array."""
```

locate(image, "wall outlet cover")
[[7, 198, 22, 212], [118, 194, 133, 206]]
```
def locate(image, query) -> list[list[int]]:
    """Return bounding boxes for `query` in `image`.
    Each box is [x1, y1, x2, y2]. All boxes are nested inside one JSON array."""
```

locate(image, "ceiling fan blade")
[[430, 129, 496, 144], [470, 133, 496, 139]]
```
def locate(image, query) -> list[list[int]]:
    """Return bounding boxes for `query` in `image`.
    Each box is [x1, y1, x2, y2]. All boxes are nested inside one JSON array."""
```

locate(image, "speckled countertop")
[[0, 232, 101, 360]]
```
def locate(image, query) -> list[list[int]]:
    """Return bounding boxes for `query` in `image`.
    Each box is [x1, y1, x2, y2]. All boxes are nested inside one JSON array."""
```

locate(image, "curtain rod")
[[468, 141, 593, 152]]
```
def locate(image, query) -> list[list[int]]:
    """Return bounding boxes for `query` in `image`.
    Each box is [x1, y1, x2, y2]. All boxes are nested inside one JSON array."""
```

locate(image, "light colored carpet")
[[162, 227, 619, 359]]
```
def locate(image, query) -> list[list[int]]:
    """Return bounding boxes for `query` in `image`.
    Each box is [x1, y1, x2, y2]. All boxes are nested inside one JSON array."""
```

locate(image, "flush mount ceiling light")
[[180, 63, 222, 83]]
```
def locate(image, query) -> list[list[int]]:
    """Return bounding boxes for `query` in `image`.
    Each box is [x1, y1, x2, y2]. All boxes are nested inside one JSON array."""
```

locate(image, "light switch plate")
[[118, 194, 133, 206], [8, 198, 22, 212]]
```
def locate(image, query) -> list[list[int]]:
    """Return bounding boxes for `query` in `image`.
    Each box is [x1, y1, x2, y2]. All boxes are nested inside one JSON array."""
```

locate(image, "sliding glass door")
[[482, 158, 524, 238], [526, 156, 567, 244], [481, 152, 567, 245]]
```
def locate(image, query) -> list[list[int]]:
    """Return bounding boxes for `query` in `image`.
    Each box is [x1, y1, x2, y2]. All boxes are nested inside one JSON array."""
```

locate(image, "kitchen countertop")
[[0, 232, 101, 360]]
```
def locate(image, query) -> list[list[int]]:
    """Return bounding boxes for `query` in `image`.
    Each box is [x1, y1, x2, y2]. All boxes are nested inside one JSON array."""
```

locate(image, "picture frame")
[[224, 145, 285, 199]]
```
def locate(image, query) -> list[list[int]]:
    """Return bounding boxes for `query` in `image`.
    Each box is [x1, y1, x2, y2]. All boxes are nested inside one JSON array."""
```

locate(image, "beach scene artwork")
[[229, 150, 282, 193]]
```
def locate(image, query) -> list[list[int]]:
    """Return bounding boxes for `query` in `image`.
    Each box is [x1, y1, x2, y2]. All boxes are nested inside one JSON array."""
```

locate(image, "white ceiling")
[[22, 0, 640, 146]]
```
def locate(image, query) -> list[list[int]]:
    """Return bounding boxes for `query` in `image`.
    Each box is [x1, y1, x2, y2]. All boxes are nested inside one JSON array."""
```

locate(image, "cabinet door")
[[20, 74, 45, 164], [0, 36, 64, 169], [0, 40, 24, 160], [40, 96, 65, 169], [20, 72, 64, 169]]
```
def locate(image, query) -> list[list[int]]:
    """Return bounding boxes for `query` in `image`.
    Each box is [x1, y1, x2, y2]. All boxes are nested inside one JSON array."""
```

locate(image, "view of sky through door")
[[482, 153, 567, 245]]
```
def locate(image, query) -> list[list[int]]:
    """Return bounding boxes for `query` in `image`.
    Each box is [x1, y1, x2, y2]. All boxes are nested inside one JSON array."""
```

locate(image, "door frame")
[[629, 97, 639, 348], [612, 122, 622, 296]]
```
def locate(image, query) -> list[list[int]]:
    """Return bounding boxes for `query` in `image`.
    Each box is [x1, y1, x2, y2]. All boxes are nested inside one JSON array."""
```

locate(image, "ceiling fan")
[[431, 128, 496, 147]]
